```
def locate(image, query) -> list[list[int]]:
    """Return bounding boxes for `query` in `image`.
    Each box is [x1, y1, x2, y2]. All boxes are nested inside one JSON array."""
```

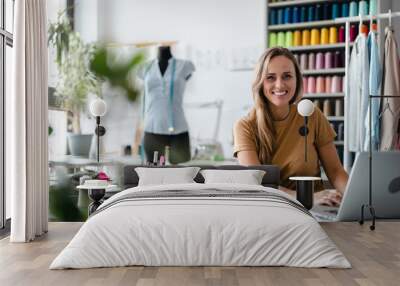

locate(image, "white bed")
[[50, 183, 351, 269]]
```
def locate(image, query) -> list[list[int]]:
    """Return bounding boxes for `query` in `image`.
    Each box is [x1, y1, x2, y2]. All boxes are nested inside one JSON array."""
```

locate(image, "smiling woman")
[[233, 47, 348, 206]]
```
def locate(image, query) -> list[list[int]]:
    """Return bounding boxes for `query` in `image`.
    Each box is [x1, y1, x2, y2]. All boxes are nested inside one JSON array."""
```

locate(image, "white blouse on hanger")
[[380, 27, 400, 150], [348, 33, 370, 152], [363, 30, 381, 151]]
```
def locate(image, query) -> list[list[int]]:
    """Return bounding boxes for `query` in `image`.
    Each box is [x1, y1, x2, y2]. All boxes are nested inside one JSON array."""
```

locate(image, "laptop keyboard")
[[310, 205, 339, 222]]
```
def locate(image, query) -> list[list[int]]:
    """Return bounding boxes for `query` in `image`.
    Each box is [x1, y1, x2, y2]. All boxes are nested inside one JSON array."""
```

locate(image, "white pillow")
[[135, 167, 200, 186], [200, 169, 266, 185]]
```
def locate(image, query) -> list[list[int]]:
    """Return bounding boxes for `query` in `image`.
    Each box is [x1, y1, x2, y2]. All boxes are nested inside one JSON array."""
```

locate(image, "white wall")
[[74, 0, 99, 43], [390, 0, 400, 55], [52, 0, 400, 160], [75, 0, 266, 159], [47, 0, 66, 88]]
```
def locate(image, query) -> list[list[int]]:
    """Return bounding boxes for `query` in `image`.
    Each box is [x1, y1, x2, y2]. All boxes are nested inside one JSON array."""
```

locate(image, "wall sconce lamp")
[[89, 98, 107, 163], [297, 99, 315, 162]]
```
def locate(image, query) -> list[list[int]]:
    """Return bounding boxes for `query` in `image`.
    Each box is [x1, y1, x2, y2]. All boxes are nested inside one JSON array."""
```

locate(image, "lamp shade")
[[90, 98, 107, 117], [297, 99, 315, 117]]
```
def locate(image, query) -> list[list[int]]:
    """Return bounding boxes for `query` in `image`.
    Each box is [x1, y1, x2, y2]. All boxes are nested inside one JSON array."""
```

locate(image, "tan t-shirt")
[[233, 105, 336, 190]]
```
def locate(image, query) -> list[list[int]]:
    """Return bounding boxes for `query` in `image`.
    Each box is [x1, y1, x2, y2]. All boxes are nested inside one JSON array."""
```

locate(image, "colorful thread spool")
[[324, 52, 333, 69], [349, 1, 358, 17], [284, 7, 292, 24], [316, 76, 325, 93], [331, 76, 342, 93], [332, 51, 340, 68], [308, 52, 316, 70], [315, 4, 322, 21], [277, 32, 285, 47], [310, 28, 320, 45], [338, 26, 345, 42], [269, 32, 277, 47], [359, 1, 368, 17], [300, 6, 307, 22], [333, 51, 343, 68], [277, 8, 284, 24], [293, 30, 302, 46], [308, 6, 315, 22], [285, 31, 293, 47], [341, 2, 349, 18], [325, 76, 332, 93], [370, 0, 378, 16], [269, 9, 277, 25], [307, 76, 316, 94], [292, 6, 299, 23], [331, 3, 340, 19], [300, 53, 308, 70], [323, 99, 332, 116], [329, 26, 338, 44], [303, 76, 308, 92], [320, 27, 329, 45], [302, 29, 311, 46], [335, 99, 343, 116], [316, 52, 324, 70], [322, 3, 331, 20], [350, 24, 357, 41]]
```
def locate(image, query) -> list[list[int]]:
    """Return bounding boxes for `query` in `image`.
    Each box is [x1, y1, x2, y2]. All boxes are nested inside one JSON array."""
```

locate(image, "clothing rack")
[[362, 95, 398, 231], [334, 10, 400, 171], [335, 11, 400, 230]]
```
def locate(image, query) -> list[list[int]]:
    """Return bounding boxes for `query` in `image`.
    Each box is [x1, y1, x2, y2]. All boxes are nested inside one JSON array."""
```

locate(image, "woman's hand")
[[314, 189, 342, 207]]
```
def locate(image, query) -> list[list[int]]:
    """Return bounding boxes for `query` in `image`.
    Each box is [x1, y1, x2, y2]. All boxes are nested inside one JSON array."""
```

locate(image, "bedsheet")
[[50, 183, 350, 269]]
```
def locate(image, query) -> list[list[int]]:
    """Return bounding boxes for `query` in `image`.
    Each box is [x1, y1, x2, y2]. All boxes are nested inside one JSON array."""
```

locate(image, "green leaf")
[[89, 46, 145, 102]]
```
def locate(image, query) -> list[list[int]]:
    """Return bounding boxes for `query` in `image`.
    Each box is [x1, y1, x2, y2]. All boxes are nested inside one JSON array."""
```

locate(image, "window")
[[1, 0, 14, 231]]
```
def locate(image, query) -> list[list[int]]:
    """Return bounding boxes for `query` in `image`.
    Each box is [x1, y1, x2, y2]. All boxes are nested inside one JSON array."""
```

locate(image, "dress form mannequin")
[[138, 47, 196, 164]]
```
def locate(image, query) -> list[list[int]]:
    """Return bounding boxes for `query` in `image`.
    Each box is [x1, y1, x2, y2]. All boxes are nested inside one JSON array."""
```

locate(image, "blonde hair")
[[248, 47, 303, 163]]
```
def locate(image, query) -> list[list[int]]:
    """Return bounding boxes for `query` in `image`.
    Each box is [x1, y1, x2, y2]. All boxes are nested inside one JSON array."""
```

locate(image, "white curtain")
[[9, 0, 49, 242]]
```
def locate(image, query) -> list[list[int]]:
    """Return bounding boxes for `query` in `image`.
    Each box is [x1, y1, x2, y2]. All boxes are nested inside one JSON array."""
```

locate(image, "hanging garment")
[[380, 27, 400, 151], [363, 31, 381, 151], [137, 58, 195, 135], [348, 33, 369, 152]]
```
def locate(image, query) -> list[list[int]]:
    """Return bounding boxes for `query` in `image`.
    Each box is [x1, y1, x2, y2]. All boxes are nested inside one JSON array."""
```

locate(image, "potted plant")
[[48, 12, 101, 157], [89, 46, 145, 102]]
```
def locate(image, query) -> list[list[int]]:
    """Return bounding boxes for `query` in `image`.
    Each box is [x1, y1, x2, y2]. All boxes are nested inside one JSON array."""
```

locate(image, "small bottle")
[[164, 146, 171, 166], [153, 151, 159, 166], [159, 155, 165, 166]]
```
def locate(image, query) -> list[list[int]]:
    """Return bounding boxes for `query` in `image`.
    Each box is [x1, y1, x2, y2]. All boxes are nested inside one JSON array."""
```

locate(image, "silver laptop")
[[311, 151, 400, 222]]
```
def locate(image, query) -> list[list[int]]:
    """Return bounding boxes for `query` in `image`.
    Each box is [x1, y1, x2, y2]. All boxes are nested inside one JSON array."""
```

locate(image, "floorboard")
[[0, 222, 399, 286]]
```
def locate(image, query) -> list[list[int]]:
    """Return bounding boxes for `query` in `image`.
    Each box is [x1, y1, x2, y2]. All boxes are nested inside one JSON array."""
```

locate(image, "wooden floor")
[[0, 222, 399, 286]]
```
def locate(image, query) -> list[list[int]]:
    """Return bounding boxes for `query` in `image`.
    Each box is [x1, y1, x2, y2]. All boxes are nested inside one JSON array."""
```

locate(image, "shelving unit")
[[327, 116, 345, 121], [269, 20, 348, 30], [303, 92, 344, 98], [265, 0, 380, 167], [269, 18, 365, 31], [287, 43, 353, 52], [268, 0, 326, 8], [302, 68, 345, 75]]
